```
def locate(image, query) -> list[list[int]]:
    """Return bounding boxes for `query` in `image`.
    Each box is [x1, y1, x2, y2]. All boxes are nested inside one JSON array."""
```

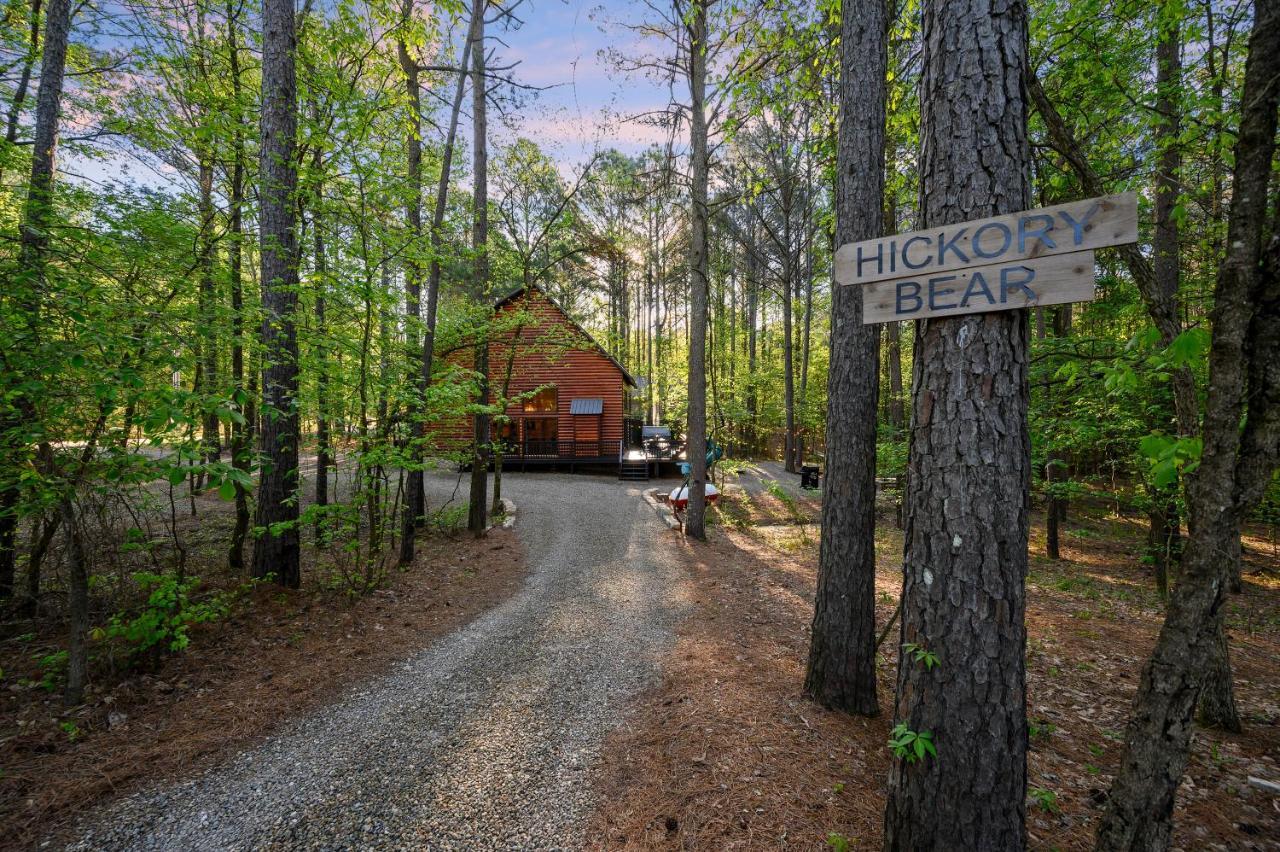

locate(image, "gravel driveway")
[[68, 470, 685, 851]]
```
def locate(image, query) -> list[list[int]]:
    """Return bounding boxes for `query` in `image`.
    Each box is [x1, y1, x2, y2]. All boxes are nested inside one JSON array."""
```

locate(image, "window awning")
[[569, 398, 603, 415]]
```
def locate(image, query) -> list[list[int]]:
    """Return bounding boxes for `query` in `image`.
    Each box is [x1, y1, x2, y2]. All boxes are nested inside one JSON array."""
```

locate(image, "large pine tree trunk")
[[683, 0, 710, 541], [803, 0, 885, 718], [883, 0, 1032, 847], [251, 0, 302, 587], [466, 0, 489, 536], [1096, 6, 1280, 847]]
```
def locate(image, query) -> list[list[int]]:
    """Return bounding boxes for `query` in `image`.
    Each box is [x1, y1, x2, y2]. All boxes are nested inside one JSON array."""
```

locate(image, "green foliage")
[[901, 642, 940, 671], [1029, 718, 1057, 741], [826, 832, 852, 852], [888, 723, 937, 764], [1138, 433, 1203, 489], [35, 650, 69, 693], [104, 573, 230, 659], [1029, 786, 1060, 814]]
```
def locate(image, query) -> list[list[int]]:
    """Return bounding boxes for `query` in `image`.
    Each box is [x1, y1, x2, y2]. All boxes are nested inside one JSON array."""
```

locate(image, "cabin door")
[[524, 416, 558, 455]]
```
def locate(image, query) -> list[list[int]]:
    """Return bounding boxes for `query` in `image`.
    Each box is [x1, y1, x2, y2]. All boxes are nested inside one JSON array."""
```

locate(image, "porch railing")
[[496, 438, 615, 459]]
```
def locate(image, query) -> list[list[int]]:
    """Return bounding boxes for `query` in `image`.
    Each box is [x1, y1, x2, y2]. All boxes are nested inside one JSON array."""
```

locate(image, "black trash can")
[[800, 464, 820, 490]]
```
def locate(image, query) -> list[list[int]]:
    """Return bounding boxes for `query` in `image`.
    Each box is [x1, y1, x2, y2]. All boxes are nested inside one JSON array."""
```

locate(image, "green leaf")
[[218, 480, 236, 500]]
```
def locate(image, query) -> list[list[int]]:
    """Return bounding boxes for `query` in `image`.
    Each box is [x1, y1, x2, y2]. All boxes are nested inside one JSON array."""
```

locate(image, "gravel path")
[[68, 470, 685, 851]]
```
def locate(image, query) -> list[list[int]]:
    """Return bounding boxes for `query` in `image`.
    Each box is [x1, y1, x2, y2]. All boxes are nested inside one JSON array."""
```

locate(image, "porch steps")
[[619, 459, 650, 482]]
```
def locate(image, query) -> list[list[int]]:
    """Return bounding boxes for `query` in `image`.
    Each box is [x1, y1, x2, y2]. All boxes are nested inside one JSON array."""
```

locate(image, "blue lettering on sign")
[[857, 241, 884, 277], [1018, 214, 1056, 253], [896, 280, 923, 314], [1058, 206, 1098, 245], [972, 222, 1012, 259], [1000, 265, 1038, 302], [928, 276, 958, 310], [902, 235, 932, 269], [937, 228, 969, 264], [960, 271, 995, 307]]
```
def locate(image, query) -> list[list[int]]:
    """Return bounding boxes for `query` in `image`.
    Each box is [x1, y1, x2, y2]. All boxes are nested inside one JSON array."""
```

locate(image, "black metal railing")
[[499, 438, 613, 459]]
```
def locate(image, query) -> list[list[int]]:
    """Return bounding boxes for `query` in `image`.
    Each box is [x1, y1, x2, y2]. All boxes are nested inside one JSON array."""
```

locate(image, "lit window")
[[522, 387, 557, 413]]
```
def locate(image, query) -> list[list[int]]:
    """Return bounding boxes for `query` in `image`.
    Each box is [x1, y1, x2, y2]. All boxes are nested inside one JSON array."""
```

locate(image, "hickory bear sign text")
[[834, 193, 1138, 323]]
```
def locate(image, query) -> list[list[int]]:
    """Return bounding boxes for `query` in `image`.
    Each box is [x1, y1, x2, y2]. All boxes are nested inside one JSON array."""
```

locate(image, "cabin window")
[[522, 387, 557, 413], [524, 416, 558, 443], [492, 419, 519, 446]]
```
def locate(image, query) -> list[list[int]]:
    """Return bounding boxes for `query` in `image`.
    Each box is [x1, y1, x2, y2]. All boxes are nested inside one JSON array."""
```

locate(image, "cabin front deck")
[[480, 435, 686, 480]]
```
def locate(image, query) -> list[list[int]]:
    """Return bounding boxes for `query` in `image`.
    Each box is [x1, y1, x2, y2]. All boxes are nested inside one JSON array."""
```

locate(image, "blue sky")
[[68, 0, 677, 190], [479, 0, 677, 167]]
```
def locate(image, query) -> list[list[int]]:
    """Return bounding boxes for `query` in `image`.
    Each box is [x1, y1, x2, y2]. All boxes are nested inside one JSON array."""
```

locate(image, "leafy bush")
[[104, 572, 229, 659]]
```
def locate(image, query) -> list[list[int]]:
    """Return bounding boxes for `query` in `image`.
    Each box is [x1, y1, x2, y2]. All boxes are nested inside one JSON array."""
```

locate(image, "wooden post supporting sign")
[[834, 192, 1138, 322]]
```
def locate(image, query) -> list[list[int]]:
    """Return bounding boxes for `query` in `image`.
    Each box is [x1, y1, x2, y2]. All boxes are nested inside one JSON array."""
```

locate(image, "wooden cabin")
[[434, 285, 641, 471]]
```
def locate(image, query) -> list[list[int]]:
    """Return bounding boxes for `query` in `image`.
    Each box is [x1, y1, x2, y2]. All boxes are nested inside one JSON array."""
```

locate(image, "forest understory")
[[0, 477, 528, 848], [590, 482, 1280, 851]]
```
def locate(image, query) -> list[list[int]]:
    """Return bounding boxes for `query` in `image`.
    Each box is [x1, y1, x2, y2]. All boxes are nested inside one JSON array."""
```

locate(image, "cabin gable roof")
[[494, 285, 638, 388]]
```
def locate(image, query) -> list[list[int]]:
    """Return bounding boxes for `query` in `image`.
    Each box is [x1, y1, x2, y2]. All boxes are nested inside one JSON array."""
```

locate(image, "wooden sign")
[[834, 192, 1137, 324], [861, 251, 1095, 324]]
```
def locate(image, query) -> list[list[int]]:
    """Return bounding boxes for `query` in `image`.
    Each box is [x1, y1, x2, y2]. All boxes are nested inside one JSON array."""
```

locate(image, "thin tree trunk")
[[884, 0, 1032, 847], [312, 158, 331, 528], [1149, 1, 1187, 597], [0, 0, 42, 183], [422, 19, 475, 460], [1096, 6, 1280, 846], [197, 153, 221, 471], [804, 0, 885, 718], [251, 0, 302, 587], [227, 0, 250, 573], [397, 0, 426, 560], [467, 0, 489, 536], [683, 0, 710, 541], [61, 496, 88, 705], [4, 0, 71, 602]]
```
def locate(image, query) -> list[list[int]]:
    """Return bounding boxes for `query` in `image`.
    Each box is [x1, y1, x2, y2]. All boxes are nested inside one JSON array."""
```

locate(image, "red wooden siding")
[[432, 287, 631, 457]]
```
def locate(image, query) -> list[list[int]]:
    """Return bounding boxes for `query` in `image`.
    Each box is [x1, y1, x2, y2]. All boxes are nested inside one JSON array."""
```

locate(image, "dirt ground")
[[589, 483, 1280, 851], [1, 512, 527, 847]]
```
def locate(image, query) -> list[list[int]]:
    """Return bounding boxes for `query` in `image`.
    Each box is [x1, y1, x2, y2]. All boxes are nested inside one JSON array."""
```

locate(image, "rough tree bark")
[[683, 0, 710, 541], [467, 0, 490, 536], [803, 0, 885, 718], [883, 0, 1032, 848], [251, 0, 302, 587], [1096, 5, 1280, 848]]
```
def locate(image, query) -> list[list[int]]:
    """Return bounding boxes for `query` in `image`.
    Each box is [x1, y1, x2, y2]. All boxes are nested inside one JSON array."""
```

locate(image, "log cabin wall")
[[432, 287, 633, 458]]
